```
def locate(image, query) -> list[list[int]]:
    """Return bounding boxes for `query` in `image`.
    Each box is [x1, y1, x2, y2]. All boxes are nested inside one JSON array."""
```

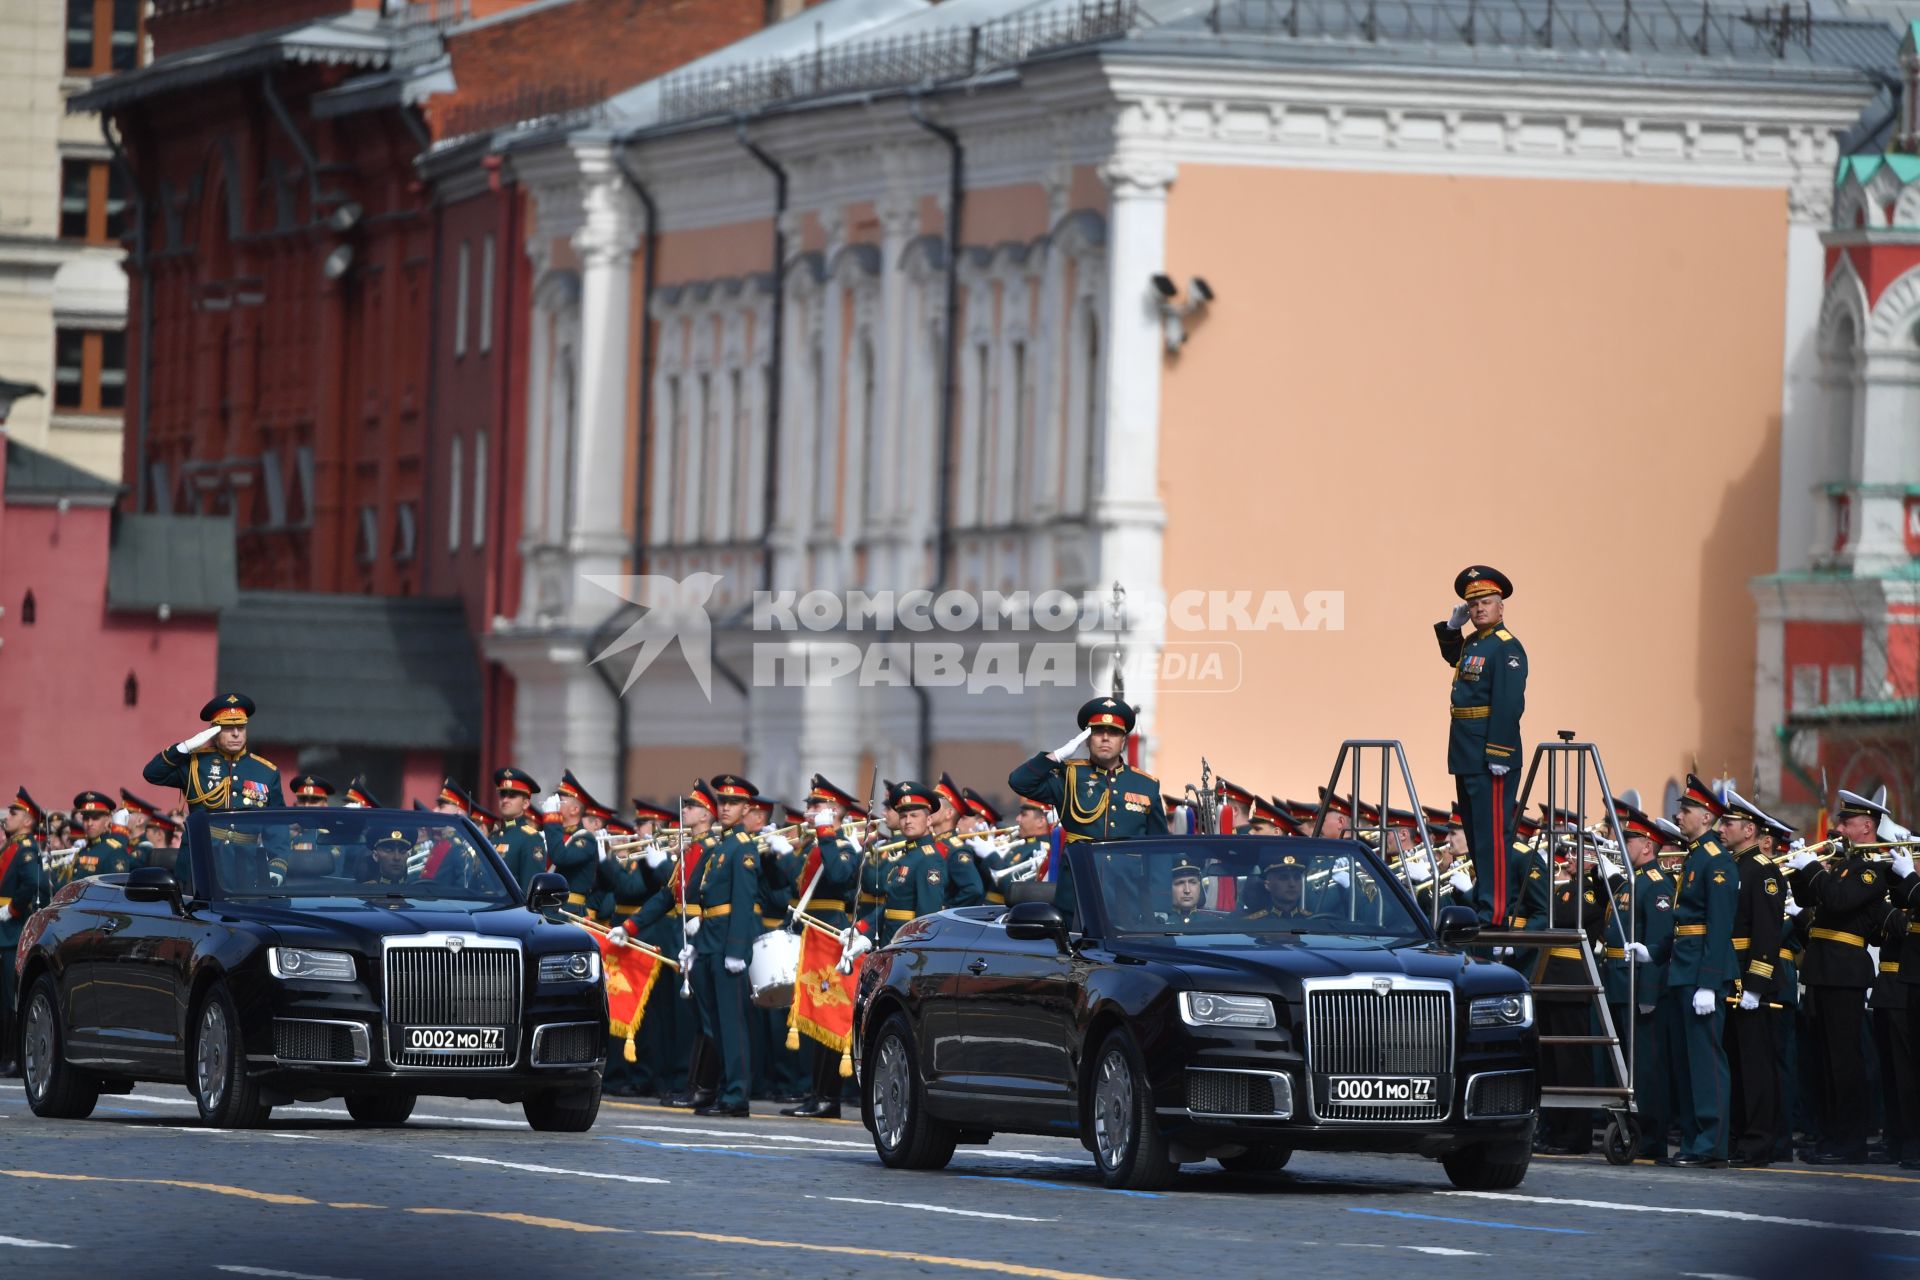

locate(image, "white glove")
[[677, 943, 695, 970], [1784, 900, 1803, 918], [111, 807, 132, 828], [1692, 988, 1715, 1017], [1448, 602, 1470, 628], [1626, 941, 1651, 963], [1737, 990, 1759, 1011], [724, 956, 746, 975], [1331, 867, 1350, 890], [175, 725, 219, 754], [809, 808, 835, 829], [1448, 867, 1474, 896], [1050, 726, 1092, 761], [605, 926, 627, 948], [642, 846, 668, 870], [846, 827, 865, 852], [540, 795, 562, 816], [1786, 850, 1816, 872], [1493, 946, 1514, 959], [764, 830, 794, 856], [1892, 850, 1915, 880], [968, 835, 996, 857], [1597, 855, 1623, 882], [684, 915, 701, 937], [1402, 853, 1433, 881], [1488, 764, 1509, 777]]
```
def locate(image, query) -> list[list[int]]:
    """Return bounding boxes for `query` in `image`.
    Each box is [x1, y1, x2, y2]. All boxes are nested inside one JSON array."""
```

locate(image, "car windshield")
[[1087, 839, 1425, 944], [194, 810, 516, 905]]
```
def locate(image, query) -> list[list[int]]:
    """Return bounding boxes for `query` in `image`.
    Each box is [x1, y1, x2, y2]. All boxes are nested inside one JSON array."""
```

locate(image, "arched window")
[[1827, 314, 1857, 485], [124, 671, 138, 707], [21, 589, 35, 625]]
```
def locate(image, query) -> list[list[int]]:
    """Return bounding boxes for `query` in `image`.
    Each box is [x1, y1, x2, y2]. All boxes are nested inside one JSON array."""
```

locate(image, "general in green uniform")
[[143, 693, 285, 813], [1, 788, 47, 1076], [1007, 696, 1169, 842], [1434, 565, 1527, 928]]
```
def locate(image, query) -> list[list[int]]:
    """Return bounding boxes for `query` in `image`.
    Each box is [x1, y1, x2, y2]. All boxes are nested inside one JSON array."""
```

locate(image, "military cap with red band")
[[436, 778, 474, 814], [1677, 773, 1724, 817], [344, 775, 380, 808], [684, 781, 719, 814], [73, 791, 113, 816], [288, 775, 335, 802], [807, 774, 861, 811], [889, 781, 936, 811], [1076, 695, 1137, 734], [961, 788, 1000, 823], [200, 691, 256, 726], [631, 798, 678, 825], [1612, 797, 1660, 841], [1454, 564, 1514, 601], [11, 786, 44, 822], [492, 766, 539, 797], [710, 774, 758, 802], [935, 773, 964, 811]]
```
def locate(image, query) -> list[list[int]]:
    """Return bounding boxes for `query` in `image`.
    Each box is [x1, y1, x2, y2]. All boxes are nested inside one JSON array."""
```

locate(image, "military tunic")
[[1663, 832, 1737, 1160], [691, 825, 760, 1110], [1790, 852, 1889, 1157], [0, 833, 42, 1058], [493, 816, 548, 895], [143, 746, 284, 812], [938, 835, 987, 908], [878, 835, 946, 946], [543, 819, 600, 915], [1006, 754, 1169, 842], [65, 833, 136, 885], [1602, 860, 1673, 1158]]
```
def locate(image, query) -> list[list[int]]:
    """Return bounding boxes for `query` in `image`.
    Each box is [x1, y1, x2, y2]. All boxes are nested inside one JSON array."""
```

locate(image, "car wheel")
[[866, 1012, 957, 1171], [523, 1087, 601, 1132], [21, 975, 97, 1120], [345, 1092, 417, 1126], [1218, 1146, 1292, 1174], [1088, 1030, 1177, 1191], [1442, 1145, 1531, 1190], [192, 982, 271, 1129]]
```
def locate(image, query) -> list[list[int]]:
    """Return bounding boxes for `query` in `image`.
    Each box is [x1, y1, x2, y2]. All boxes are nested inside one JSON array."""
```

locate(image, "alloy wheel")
[[22, 992, 55, 1102], [872, 1034, 911, 1150], [197, 1001, 229, 1113], [1093, 1046, 1134, 1169]]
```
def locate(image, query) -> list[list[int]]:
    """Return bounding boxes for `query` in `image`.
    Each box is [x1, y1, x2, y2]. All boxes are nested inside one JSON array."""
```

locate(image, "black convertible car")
[[12, 808, 606, 1130], [853, 836, 1538, 1190]]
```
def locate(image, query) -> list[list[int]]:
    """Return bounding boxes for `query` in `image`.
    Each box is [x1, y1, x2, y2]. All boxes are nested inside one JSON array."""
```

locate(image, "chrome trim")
[[1301, 974, 1455, 1123], [1463, 1069, 1537, 1119], [271, 1017, 371, 1067], [381, 934, 523, 1070], [530, 1021, 605, 1068], [1184, 1067, 1295, 1120]]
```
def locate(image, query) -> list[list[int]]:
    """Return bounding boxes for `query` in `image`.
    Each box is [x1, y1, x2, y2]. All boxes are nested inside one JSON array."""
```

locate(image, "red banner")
[[597, 931, 664, 1061], [790, 925, 860, 1053]]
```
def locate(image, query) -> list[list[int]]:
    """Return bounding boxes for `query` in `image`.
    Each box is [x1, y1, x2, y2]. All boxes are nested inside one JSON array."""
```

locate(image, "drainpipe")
[[103, 117, 151, 513], [260, 72, 324, 216], [908, 94, 964, 781], [733, 119, 787, 596]]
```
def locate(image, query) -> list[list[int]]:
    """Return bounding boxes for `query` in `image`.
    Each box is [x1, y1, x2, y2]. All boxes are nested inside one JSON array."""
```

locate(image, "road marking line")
[[1348, 1208, 1587, 1235], [597, 1135, 794, 1161], [0, 1171, 319, 1205], [1442, 1191, 1920, 1240], [434, 1155, 668, 1185], [0, 1235, 75, 1250], [405, 1208, 626, 1234], [1403, 1247, 1487, 1257], [4, 1089, 521, 1129], [955, 1175, 1162, 1199], [215, 1266, 361, 1280], [326, 1204, 384, 1211], [803, 1193, 1056, 1223], [646, 1229, 1129, 1280], [1738, 1165, 1920, 1186], [1680, 1273, 1755, 1279]]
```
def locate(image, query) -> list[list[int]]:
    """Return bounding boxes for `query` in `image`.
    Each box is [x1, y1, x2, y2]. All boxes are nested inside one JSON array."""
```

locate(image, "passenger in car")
[[1244, 853, 1315, 922], [356, 829, 414, 886], [1161, 861, 1219, 927]]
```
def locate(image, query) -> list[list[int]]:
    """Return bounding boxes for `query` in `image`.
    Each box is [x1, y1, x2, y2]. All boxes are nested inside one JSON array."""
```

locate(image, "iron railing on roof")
[[657, 0, 1137, 124], [1200, 0, 1814, 58]]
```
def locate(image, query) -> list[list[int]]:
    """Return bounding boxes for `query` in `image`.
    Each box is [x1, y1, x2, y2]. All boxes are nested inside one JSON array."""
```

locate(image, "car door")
[[907, 917, 986, 1087], [56, 888, 124, 1062], [947, 920, 1085, 1113], [93, 890, 199, 1073]]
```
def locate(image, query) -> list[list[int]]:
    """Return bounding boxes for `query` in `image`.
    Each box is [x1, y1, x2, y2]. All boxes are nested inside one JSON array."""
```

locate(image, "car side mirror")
[[1437, 905, 1481, 946], [1005, 900, 1068, 951], [526, 872, 569, 913], [125, 866, 180, 907]]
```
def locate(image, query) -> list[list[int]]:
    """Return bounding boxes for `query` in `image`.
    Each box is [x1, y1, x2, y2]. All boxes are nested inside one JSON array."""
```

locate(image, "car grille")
[[1306, 986, 1452, 1121], [532, 1022, 603, 1067], [1186, 1069, 1294, 1118], [1465, 1069, 1537, 1119], [384, 941, 520, 1068], [272, 1019, 368, 1065]]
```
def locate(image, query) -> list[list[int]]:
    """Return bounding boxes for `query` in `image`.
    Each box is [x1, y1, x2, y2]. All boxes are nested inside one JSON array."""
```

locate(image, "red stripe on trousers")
[[1490, 772, 1507, 924]]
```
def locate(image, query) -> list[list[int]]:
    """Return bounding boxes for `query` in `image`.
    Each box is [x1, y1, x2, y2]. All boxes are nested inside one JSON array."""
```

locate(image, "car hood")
[[212, 899, 585, 954], [1108, 938, 1498, 991]]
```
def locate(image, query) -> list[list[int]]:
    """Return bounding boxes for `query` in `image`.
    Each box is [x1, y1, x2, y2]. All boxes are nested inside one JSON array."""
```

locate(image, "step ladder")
[[1310, 739, 1446, 925]]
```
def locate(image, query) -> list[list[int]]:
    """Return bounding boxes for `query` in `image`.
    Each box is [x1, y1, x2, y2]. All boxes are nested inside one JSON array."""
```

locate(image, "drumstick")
[[558, 909, 680, 970]]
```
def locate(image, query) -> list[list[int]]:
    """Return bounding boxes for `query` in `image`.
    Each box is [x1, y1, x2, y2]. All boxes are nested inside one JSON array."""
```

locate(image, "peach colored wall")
[[1153, 166, 1786, 809], [653, 220, 772, 287], [625, 745, 745, 802]]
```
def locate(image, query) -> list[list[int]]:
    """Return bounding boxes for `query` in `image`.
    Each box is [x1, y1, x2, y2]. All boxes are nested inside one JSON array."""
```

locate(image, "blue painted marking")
[[596, 1134, 794, 1161], [97, 1107, 153, 1116], [956, 1174, 1163, 1199], [1347, 1208, 1588, 1234]]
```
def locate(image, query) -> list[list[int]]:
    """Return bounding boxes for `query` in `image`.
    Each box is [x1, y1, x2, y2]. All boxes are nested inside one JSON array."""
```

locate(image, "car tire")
[[21, 974, 98, 1121], [345, 1092, 417, 1126], [1218, 1146, 1292, 1174], [191, 981, 271, 1129], [523, 1087, 601, 1133], [1088, 1030, 1177, 1191], [866, 1012, 957, 1171], [1442, 1145, 1531, 1190]]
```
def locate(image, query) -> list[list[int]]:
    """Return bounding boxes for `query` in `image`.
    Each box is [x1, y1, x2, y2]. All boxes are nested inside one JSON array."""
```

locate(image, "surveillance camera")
[[1189, 276, 1214, 304], [1150, 273, 1177, 299]]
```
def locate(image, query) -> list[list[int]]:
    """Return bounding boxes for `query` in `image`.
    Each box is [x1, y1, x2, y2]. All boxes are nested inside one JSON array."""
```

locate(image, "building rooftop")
[[106, 514, 240, 617], [4, 435, 122, 503]]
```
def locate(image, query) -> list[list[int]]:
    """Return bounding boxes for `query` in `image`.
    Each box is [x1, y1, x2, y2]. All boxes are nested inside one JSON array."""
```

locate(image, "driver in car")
[[1243, 852, 1315, 922], [357, 828, 414, 887], [1159, 861, 1219, 927]]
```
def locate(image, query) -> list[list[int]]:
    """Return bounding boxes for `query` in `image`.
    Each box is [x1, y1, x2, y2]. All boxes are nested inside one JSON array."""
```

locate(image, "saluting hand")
[[1447, 603, 1470, 629], [1050, 726, 1092, 762], [175, 725, 219, 754]]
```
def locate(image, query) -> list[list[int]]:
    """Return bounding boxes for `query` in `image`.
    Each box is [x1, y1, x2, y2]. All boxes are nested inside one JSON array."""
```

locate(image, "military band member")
[[1886, 839, 1920, 1168], [984, 799, 1053, 904], [1867, 888, 1909, 1167], [877, 782, 946, 946], [1717, 789, 1785, 1167], [1507, 815, 1551, 936], [143, 693, 285, 812], [1435, 565, 1527, 929], [1788, 789, 1894, 1163], [1663, 775, 1737, 1167], [117, 788, 165, 867], [1, 788, 46, 1076], [489, 767, 546, 893], [343, 775, 380, 809], [619, 785, 719, 1107], [744, 793, 807, 1104], [1008, 696, 1169, 842], [289, 775, 335, 807], [687, 774, 761, 1116], [1604, 798, 1675, 1161], [60, 792, 134, 887], [540, 771, 603, 915], [782, 775, 867, 1119], [930, 774, 987, 908]]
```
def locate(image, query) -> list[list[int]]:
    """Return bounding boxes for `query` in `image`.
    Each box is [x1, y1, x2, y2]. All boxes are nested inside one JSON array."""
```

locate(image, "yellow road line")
[[407, 1208, 627, 1234], [1738, 1165, 1920, 1185], [647, 1229, 1130, 1280], [0, 1172, 317, 1205]]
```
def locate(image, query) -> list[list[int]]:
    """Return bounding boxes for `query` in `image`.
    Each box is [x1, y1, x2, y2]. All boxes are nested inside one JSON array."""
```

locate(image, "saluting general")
[[1434, 565, 1526, 928], [144, 692, 285, 812], [1008, 696, 1169, 842]]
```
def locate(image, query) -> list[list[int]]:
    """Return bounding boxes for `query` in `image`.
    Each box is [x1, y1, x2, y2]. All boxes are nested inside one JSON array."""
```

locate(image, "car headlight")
[[1178, 991, 1276, 1029], [539, 951, 600, 984], [1470, 993, 1533, 1029], [267, 947, 357, 982]]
